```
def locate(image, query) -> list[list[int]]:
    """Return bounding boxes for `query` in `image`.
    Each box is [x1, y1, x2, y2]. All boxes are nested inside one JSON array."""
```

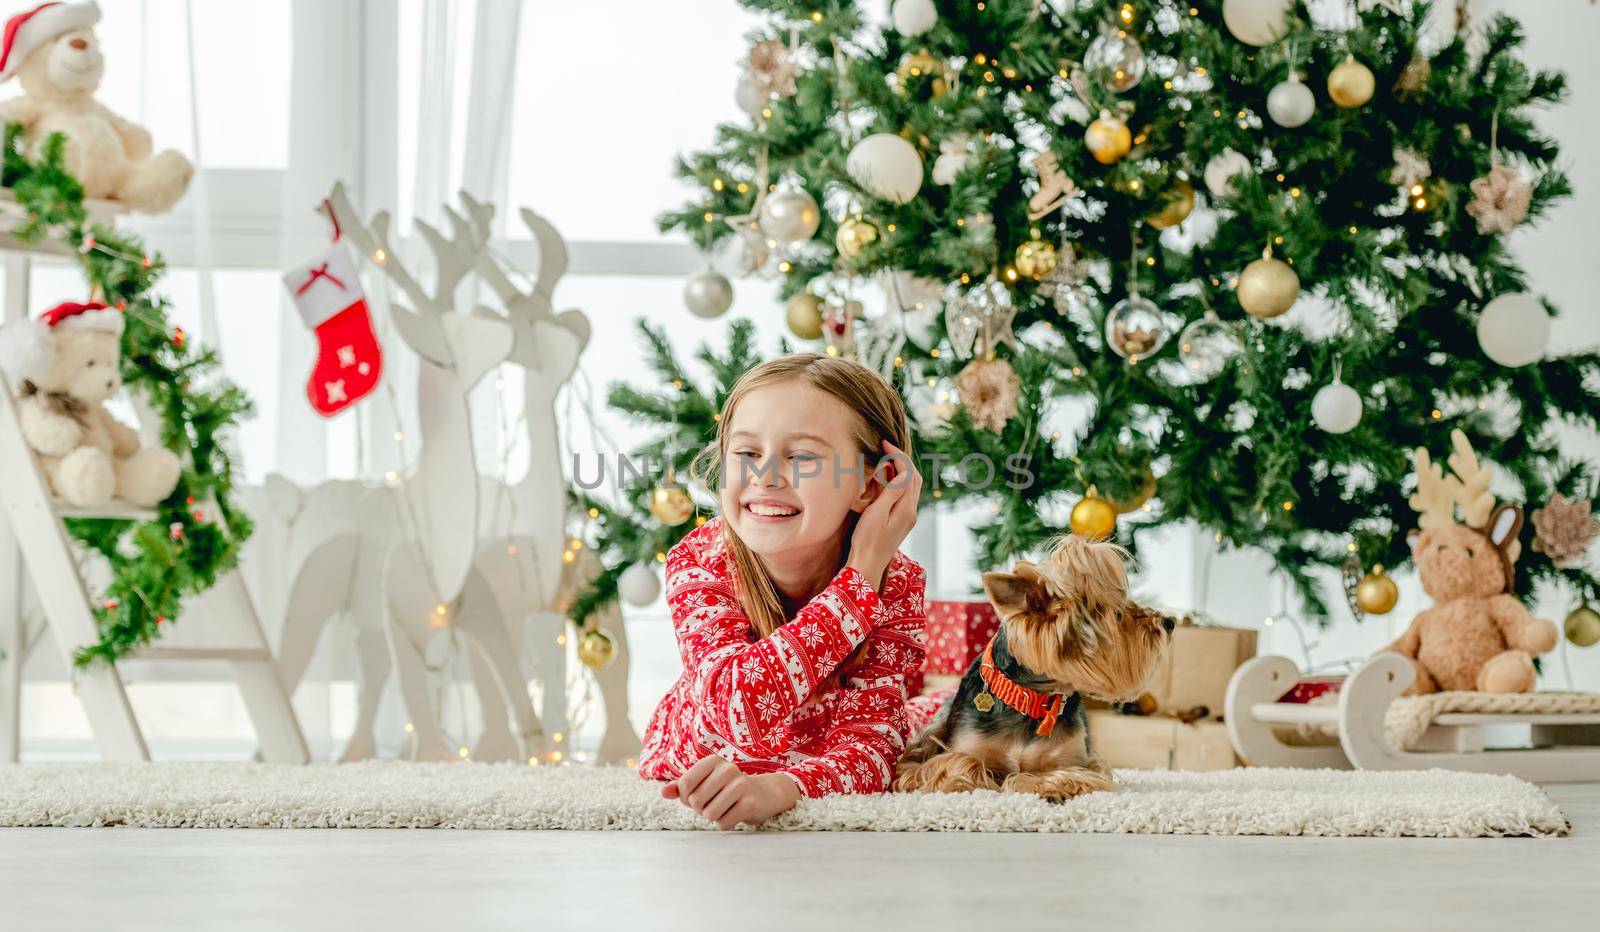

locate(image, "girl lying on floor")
[[637, 353, 946, 829]]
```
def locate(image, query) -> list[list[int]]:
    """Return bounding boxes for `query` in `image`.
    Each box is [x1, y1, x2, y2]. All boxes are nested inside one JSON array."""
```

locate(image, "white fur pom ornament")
[[0, 317, 54, 385], [1, 300, 124, 386]]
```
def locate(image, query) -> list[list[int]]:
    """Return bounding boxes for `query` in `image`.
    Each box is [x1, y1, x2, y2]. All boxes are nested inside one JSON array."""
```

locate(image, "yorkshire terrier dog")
[[895, 534, 1173, 800]]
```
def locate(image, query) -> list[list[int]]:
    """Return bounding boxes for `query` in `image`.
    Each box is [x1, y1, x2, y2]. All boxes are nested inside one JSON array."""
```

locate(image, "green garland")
[[2, 124, 254, 666]]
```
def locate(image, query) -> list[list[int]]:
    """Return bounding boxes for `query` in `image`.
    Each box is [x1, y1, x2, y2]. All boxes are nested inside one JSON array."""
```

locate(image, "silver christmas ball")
[[758, 188, 821, 244], [683, 268, 734, 318], [1177, 315, 1242, 382], [1311, 380, 1363, 434], [618, 562, 662, 607], [891, 0, 938, 37], [1477, 292, 1550, 366], [1223, 0, 1293, 46], [735, 77, 769, 117], [1204, 148, 1252, 197], [1267, 77, 1315, 128], [1105, 294, 1171, 362], [1085, 29, 1145, 93]]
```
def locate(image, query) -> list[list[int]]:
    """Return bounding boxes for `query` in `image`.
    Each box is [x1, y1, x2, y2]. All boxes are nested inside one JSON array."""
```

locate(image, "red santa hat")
[[40, 299, 121, 334], [0, 1, 100, 83]]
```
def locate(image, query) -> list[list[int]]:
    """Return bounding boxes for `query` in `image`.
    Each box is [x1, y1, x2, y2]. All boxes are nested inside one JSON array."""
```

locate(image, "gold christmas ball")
[[578, 627, 618, 669], [1070, 491, 1118, 540], [1014, 239, 1058, 280], [786, 291, 825, 340], [1355, 565, 1399, 615], [897, 49, 948, 98], [1328, 55, 1376, 109], [1106, 468, 1157, 515], [1147, 179, 1195, 230], [835, 216, 880, 260], [649, 480, 695, 526], [1566, 606, 1600, 648], [1238, 251, 1301, 319], [1085, 112, 1132, 165]]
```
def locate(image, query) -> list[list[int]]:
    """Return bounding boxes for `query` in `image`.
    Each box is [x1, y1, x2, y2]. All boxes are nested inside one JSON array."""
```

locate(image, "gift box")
[[1142, 619, 1258, 720], [913, 596, 1001, 695], [906, 597, 1001, 696], [1086, 710, 1238, 772], [923, 596, 1000, 674]]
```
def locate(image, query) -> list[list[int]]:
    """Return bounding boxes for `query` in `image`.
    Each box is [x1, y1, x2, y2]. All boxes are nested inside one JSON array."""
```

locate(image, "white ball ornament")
[[619, 562, 662, 607], [1223, 0, 1294, 46], [1477, 293, 1551, 367], [1205, 148, 1252, 197], [735, 77, 769, 117], [1312, 380, 1363, 434], [758, 188, 821, 244], [683, 268, 734, 318], [1267, 75, 1315, 128], [847, 133, 924, 204], [892, 0, 938, 38]]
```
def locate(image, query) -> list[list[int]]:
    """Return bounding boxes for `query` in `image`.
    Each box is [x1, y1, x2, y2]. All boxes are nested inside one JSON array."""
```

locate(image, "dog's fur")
[[894, 535, 1171, 800]]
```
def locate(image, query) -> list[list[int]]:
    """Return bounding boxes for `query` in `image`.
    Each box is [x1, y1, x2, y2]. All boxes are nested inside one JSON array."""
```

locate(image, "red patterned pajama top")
[[638, 517, 947, 798]]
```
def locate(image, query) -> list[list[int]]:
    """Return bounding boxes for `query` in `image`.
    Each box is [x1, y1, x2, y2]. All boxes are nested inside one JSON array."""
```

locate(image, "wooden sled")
[[1225, 653, 1600, 783]]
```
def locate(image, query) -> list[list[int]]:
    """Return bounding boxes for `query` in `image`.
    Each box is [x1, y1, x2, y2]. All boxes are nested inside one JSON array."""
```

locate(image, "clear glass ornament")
[[1085, 30, 1145, 93], [1177, 312, 1241, 382], [1105, 293, 1171, 361]]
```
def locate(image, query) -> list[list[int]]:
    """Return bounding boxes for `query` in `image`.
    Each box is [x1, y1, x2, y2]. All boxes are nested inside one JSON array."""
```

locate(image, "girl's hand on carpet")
[[661, 754, 801, 830]]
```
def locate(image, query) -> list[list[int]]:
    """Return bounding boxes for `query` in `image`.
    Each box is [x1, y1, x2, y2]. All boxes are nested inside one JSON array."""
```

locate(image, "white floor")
[[2, 782, 1595, 931]]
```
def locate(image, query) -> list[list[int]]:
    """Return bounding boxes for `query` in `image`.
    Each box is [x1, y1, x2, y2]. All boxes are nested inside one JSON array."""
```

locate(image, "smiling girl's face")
[[719, 382, 874, 563]]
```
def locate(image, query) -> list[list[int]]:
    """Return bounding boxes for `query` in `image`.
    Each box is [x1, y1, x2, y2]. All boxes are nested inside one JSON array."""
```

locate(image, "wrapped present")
[[923, 596, 1001, 675], [1086, 710, 1237, 772], [1142, 618, 1258, 720], [1278, 676, 1344, 704], [908, 596, 1000, 696]]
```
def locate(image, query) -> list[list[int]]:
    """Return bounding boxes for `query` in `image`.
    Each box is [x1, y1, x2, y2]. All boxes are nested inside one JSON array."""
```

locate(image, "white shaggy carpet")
[[0, 762, 1568, 837]]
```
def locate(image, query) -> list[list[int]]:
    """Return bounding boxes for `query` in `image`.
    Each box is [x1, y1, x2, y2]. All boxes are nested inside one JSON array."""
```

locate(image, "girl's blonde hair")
[[690, 354, 913, 686]]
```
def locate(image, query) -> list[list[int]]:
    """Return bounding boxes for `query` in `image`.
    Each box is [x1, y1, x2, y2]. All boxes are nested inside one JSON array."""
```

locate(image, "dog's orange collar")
[[979, 638, 1067, 737]]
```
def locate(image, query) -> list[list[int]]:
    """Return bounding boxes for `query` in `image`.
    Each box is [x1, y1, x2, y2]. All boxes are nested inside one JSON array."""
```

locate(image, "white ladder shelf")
[[0, 215, 307, 764]]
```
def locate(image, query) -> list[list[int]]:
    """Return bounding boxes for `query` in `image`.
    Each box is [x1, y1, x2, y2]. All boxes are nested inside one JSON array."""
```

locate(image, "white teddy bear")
[[0, 300, 180, 507], [0, 1, 192, 214]]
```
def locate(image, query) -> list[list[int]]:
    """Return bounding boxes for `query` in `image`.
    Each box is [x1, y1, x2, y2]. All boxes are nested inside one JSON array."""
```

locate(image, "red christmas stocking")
[[283, 242, 382, 417]]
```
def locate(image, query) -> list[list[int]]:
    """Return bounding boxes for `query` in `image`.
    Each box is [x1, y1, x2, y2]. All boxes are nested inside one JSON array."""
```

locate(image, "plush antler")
[[1409, 445, 1457, 533], [1442, 429, 1495, 529]]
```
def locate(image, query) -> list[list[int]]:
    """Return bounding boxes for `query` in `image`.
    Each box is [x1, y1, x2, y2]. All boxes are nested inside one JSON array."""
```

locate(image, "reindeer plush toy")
[[1381, 429, 1558, 695]]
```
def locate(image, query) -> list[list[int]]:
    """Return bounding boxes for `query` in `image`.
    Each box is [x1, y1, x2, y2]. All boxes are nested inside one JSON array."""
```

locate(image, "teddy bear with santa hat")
[[0, 1, 192, 213], [0, 299, 180, 507]]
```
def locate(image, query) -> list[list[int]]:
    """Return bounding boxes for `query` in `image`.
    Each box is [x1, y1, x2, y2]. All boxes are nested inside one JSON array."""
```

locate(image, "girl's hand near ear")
[[847, 440, 922, 595]]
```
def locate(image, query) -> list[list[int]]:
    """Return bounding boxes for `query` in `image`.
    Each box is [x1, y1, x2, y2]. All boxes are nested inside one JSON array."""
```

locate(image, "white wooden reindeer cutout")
[[459, 194, 640, 764], [268, 187, 640, 765], [268, 185, 541, 762]]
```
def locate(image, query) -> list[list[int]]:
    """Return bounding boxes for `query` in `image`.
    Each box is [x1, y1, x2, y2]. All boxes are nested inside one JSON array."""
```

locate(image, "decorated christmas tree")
[[573, 0, 1600, 630]]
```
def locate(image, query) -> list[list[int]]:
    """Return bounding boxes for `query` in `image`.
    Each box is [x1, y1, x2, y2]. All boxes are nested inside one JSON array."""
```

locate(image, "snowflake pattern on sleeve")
[[636, 518, 929, 799]]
